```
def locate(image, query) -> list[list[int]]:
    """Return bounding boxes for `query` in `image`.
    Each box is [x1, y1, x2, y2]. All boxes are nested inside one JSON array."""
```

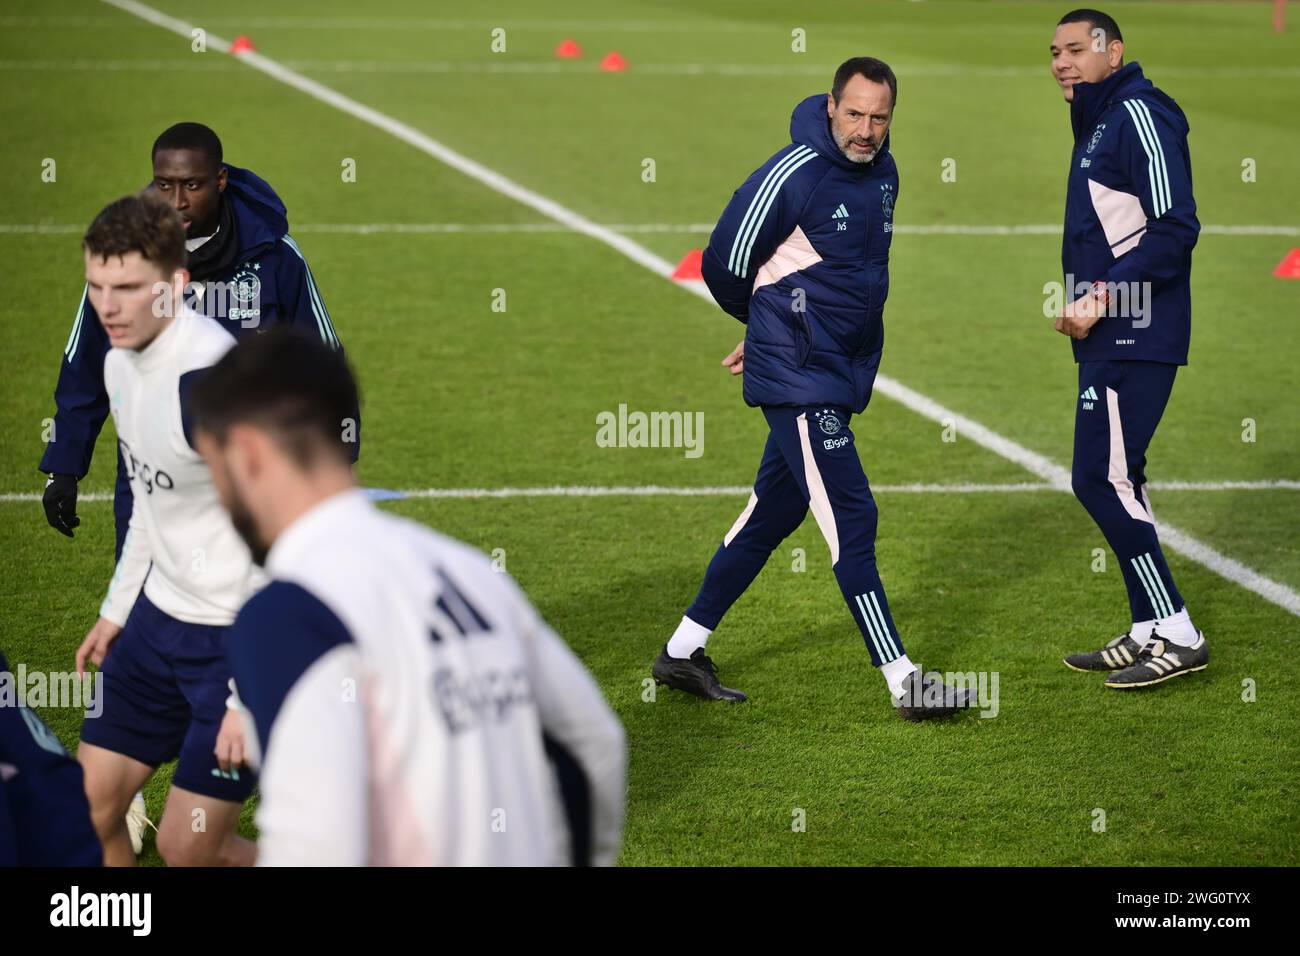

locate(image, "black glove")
[[42, 473, 80, 537]]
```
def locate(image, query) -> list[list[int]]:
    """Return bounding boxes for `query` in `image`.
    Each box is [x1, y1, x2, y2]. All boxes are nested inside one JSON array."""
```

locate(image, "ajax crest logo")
[[232, 269, 261, 305], [1087, 123, 1106, 154], [816, 409, 841, 435]]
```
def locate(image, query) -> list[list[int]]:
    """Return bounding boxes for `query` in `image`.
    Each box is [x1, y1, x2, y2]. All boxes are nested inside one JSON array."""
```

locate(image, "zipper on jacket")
[[856, 194, 875, 355]]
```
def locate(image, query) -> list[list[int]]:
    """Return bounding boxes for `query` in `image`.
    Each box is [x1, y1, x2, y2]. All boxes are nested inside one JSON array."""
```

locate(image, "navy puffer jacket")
[[701, 93, 899, 413]]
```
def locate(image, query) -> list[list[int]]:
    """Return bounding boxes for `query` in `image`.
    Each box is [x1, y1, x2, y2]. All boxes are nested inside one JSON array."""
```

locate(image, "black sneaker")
[[892, 670, 977, 722], [1105, 632, 1208, 689], [651, 645, 747, 702], [1063, 633, 1145, 672]]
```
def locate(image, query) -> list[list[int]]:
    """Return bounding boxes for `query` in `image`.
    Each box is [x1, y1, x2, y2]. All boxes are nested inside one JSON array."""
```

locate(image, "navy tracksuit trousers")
[[1072, 360, 1185, 621], [684, 403, 905, 667]]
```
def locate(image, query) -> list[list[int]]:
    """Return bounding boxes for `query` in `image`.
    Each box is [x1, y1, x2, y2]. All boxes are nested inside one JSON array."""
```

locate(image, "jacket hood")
[[1070, 61, 1189, 142], [790, 93, 892, 172], [223, 164, 289, 258]]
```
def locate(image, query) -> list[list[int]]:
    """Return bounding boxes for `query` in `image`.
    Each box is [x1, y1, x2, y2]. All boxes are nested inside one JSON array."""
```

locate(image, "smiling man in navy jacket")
[[40, 122, 355, 559], [1049, 10, 1208, 688], [651, 58, 975, 721]]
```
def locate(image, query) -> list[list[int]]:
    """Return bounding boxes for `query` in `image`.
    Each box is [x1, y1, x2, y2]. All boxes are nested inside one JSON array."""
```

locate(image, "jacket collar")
[[1070, 61, 1147, 141]]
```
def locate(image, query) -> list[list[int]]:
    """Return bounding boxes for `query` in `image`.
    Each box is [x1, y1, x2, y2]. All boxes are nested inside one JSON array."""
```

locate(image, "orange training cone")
[[672, 249, 703, 281], [1272, 249, 1300, 279], [555, 38, 582, 59], [229, 35, 256, 55], [600, 50, 627, 72]]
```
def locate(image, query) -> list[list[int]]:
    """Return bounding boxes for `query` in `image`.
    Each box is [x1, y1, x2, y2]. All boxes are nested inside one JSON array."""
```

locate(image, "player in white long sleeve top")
[[72, 195, 259, 866], [190, 332, 627, 865]]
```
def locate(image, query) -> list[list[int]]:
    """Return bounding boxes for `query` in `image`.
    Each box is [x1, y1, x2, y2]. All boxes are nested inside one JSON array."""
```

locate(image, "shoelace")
[[693, 652, 720, 678]]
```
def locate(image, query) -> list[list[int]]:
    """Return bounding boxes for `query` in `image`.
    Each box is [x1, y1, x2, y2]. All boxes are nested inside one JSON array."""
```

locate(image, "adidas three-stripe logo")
[[281, 236, 341, 348], [64, 286, 89, 360], [854, 591, 901, 663], [831, 203, 850, 219], [1121, 99, 1172, 218], [1080, 386, 1099, 401], [1131, 551, 1176, 618], [1101, 642, 1136, 668], [1144, 652, 1182, 676], [728, 145, 818, 279]]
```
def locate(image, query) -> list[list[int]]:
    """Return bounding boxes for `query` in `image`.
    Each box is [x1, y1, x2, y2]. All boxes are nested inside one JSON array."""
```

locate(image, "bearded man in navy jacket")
[[651, 58, 975, 720]]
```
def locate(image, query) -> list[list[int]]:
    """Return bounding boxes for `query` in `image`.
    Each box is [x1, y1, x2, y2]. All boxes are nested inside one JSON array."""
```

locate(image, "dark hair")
[[83, 194, 186, 275], [832, 56, 897, 108], [188, 329, 360, 468], [1058, 8, 1123, 45], [151, 122, 224, 171]]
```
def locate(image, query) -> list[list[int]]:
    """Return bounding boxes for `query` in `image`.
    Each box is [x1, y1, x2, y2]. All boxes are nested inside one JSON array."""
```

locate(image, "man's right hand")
[[722, 340, 745, 376], [43, 473, 80, 537], [75, 616, 122, 677]]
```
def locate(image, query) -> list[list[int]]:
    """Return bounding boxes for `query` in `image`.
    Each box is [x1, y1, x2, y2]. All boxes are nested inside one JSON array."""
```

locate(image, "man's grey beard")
[[834, 127, 878, 164]]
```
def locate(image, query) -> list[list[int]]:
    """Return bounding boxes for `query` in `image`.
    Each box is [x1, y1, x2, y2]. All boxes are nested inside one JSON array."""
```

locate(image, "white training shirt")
[[225, 489, 627, 866], [99, 307, 262, 628]]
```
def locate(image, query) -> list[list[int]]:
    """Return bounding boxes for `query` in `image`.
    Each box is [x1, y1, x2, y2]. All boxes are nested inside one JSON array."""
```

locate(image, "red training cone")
[[600, 50, 627, 72], [1272, 249, 1300, 280], [671, 249, 703, 281], [554, 38, 582, 59], [229, 35, 256, 55]]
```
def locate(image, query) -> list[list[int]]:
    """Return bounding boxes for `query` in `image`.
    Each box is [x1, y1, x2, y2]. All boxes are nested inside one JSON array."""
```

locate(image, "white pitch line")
[[100, 0, 1300, 619], [0, 484, 1046, 503], [408, 480, 1299, 496], [3, 480, 1296, 505], [403, 483, 1059, 499], [1149, 480, 1300, 492], [5, 57, 1300, 80], [4, 223, 1297, 237], [277, 61, 1300, 80], [0, 16, 782, 34], [0, 58, 236, 71]]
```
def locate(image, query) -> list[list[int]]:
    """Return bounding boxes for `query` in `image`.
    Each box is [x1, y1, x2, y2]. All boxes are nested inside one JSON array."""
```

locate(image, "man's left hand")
[[1055, 284, 1108, 340]]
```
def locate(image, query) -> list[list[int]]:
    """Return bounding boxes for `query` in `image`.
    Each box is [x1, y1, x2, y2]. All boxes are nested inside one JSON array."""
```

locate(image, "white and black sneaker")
[[1105, 632, 1209, 689], [1063, 633, 1144, 672]]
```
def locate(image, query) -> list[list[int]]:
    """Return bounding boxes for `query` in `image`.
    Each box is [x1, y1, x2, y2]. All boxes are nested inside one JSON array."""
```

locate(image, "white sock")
[[666, 616, 711, 659], [1155, 607, 1199, 646], [1129, 619, 1156, 647], [880, 654, 917, 698]]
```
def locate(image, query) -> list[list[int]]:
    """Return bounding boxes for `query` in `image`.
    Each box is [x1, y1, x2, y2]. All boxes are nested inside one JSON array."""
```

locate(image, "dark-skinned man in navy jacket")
[[1049, 10, 1208, 688]]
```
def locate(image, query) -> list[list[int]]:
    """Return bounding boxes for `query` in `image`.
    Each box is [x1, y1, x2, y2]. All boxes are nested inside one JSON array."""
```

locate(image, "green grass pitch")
[[0, 0, 1296, 865]]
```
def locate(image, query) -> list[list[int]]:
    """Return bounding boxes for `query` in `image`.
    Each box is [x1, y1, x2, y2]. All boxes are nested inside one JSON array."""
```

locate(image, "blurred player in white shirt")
[[72, 195, 260, 866], [190, 332, 627, 865]]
